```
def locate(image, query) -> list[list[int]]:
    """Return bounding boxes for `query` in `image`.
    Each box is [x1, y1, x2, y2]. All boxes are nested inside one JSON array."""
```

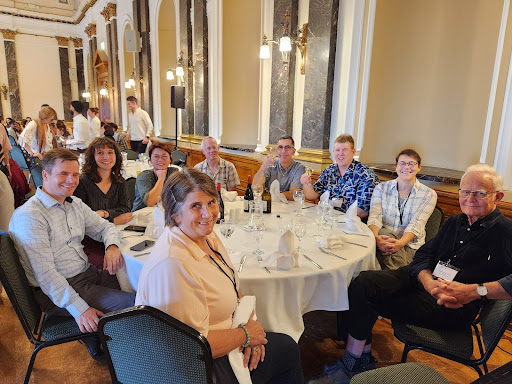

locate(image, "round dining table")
[[117, 197, 380, 342]]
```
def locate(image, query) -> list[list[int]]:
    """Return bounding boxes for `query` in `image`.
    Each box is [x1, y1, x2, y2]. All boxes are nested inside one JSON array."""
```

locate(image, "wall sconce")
[[260, 10, 308, 74], [82, 88, 91, 98], [166, 67, 175, 80], [1, 84, 8, 100], [175, 51, 194, 78], [99, 87, 108, 96]]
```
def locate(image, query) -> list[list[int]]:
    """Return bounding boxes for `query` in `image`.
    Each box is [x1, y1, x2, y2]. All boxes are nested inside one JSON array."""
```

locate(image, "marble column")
[[133, 0, 153, 120], [301, 0, 340, 150], [101, 3, 120, 123], [4, 37, 21, 121], [57, 37, 72, 122], [111, 18, 122, 125], [193, 0, 209, 137], [180, 0, 193, 136], [73, 38, 86, 103], [105, 21, 115, 120], [85, 23, 98, 107], [268, 0, 298, 144]]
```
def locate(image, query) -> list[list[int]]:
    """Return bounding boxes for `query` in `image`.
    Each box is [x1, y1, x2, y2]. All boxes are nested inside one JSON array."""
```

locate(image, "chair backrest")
[[125, 178, 136, 210], [9, 144, 30, 172], [171, 149, 187, 167], [99, 306, 215, 384], [30, 164, 43, 188], [425, 205, 445, 242], [478, 300, 512, 355], [124, 149, 139, 160], [8, 135, 16, 146], [0, 232, 42, 342]]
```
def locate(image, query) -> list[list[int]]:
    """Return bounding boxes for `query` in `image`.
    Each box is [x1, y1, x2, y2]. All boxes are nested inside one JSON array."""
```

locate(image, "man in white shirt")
[[126, 96, 154, 153], [87, 107, 101, 139], [66, 101, 90, 152]]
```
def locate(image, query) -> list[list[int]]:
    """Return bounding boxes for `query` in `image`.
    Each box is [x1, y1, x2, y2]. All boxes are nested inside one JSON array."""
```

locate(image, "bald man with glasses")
[[311, 164, 512, 383]]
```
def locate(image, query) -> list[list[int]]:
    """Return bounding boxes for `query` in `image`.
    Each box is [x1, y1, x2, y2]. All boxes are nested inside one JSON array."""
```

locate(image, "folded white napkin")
[[228, 296, 257, 384], [315, 235, 345, 249], [345, 201, 366, 233], [145, 207, 166, 239], [319, 190, 330, 203], [260, 230, 300, 270], [270, 180, 288, 203], [222, 190, 238, 202]]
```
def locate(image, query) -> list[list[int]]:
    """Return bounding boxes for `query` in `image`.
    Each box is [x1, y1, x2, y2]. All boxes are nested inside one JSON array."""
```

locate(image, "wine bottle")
[[217, 182, 224, 223], [262, 177, 271, 214], [244, 175, 254, 212]]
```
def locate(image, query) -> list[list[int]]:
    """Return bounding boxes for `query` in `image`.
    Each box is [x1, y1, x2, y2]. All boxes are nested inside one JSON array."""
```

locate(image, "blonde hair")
[[35, 106, 57, 153], [461, 164, 503, 191], [334, 134, 355, 149]]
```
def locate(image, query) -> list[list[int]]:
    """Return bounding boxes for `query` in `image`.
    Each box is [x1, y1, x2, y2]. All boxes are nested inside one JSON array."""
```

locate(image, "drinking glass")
[[294, 222, 307, 254], [253, 185, 263, 200], [252, 221, 265, 255], [219, 219, 235, 253], [293, 190, 305, 216], [279, 217, 293, 234], [268, 147, 278, 168]]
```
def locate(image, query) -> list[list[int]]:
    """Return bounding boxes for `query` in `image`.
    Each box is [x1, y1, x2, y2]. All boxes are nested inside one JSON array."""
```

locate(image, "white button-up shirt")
[[67, 114, 90, 150], [128, 108, 154, 140]]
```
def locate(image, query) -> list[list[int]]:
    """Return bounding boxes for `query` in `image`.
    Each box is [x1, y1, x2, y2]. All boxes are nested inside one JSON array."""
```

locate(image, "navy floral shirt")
[[313, 160, 379, 213]]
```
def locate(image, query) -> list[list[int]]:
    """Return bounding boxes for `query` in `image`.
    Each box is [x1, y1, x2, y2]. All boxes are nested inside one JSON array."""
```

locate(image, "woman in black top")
[[74, 137, 133, 268]]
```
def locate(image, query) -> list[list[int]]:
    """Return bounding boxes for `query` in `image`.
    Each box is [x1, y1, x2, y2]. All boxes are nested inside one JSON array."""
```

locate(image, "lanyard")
[[206, 239, 239, 300], [397, 187, 412, 225]]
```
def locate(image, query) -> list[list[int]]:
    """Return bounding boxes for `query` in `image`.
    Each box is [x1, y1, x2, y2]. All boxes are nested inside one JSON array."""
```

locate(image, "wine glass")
[[253, 185, 263, 200], [294, 222, 307, 254], [268, 147, 278, 168], [219, 219, 235, 253], [279, 217, 293, 234], [293, 190, 305, 216], [252, 221, 265, 255]]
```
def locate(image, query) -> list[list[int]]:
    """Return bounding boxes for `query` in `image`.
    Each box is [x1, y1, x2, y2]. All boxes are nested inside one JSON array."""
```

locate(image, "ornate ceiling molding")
[[0, 29, 17, 40], [101, 3, 117, 22], [84, 23, 97, 38], [72, 37, 83, 48], [55, 36, 70, 46]]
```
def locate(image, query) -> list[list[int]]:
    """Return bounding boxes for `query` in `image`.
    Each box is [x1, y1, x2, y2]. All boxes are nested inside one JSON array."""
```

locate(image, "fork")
[[318, 246, 346, 260], [256, 254, 271, 274]]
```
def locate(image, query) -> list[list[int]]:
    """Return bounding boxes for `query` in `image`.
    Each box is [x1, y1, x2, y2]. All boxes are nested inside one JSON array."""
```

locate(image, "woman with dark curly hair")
[[74, 137, 133, 268]]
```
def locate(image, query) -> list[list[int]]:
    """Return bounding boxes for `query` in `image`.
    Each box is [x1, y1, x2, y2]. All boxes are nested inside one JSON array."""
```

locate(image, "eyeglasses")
[[277, 145, 293, 150], [458, 189, 497, 199], [152, 155, 170, 161], [397, 161, 418, 167]]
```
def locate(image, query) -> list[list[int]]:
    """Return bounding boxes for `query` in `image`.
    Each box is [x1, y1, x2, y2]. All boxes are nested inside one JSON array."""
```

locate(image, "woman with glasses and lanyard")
[[367, 149, 437, 269], [135, 169, 303, 383]]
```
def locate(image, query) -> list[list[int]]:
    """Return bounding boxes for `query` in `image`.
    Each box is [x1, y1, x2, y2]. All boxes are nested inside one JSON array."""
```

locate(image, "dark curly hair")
[[82, 137, 123, 183]]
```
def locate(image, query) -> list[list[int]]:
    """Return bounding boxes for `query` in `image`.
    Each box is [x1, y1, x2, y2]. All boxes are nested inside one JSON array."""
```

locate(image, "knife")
[[318, 246, 346, 260], [346, 241, 368, 248], [341, 229, 370, 237], [238, 254, 248, 272], [134, 251, 151, 257], [303, 254, 323, 269]]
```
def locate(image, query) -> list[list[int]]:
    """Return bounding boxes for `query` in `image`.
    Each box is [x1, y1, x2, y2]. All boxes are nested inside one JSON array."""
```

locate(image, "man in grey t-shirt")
[[253, 135, 305, 201]]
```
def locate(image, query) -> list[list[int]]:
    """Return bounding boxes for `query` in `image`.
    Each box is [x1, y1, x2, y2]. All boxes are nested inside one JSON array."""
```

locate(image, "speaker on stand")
[[170, 86, 187, 166]]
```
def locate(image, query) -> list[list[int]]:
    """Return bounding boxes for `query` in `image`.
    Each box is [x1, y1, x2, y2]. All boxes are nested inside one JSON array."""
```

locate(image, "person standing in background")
[[87, 107, 101, 139], [66, 101, 90, 152], [126, 96, 153, 154]]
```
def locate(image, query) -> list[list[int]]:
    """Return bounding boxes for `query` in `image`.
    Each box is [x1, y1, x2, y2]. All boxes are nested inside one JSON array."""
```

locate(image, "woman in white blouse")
[[367, 149, 437, 269], [87, 107, 101, 139], [18, 106, 56, 160], [135, 169, 304, 383]]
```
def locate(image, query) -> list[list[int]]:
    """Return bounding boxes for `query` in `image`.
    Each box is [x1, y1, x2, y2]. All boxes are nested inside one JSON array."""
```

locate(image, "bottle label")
[[244, 199, 249, 211]]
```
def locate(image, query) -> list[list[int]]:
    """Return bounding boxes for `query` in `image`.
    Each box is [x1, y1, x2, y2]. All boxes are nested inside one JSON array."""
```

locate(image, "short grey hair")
[[201, 136, 219, 150], [460, 164, 503, 191]]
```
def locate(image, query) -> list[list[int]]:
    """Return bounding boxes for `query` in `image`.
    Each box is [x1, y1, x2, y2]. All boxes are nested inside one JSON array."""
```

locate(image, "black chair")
[[98, 305, 216, 384], [425, 205, 445, 242], [0, 232, 96, 384], [125, 177, 136, 210], [350, 362, 449, 384], [392, 300, 512, 377], [123, 148, 139, 160], [172, 149, 187, 167]]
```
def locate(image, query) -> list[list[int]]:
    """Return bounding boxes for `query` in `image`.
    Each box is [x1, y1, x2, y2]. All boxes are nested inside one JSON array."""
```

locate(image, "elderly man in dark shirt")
[[311, 164, 512, 384]]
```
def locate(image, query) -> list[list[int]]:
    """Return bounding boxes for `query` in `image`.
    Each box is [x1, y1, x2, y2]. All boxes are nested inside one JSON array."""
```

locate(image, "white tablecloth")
[[122, 161, 181, 179], [117, 199, 380, 341]]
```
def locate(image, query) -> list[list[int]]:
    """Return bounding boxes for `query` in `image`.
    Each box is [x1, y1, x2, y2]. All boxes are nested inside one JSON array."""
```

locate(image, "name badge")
[[432, 261, 460, 282]]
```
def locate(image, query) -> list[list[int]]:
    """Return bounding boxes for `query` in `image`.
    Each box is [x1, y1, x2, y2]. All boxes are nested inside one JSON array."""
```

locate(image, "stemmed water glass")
[[293, 190, 305, 216], [279, 217, 293, 234], [252, 221, 265, 255], [219, 219, 235, 253], [294, 222, 307, 254], [268, 147, 278, 168]]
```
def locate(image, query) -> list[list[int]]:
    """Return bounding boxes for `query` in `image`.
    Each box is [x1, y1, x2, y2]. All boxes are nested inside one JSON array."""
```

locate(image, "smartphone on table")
[[130, 240, 155, 252], [123, 225, 147, 233]]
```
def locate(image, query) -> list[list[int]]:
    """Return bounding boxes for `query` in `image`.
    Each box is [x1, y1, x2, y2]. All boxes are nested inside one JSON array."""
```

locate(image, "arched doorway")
[[94, 50, 111, 121]]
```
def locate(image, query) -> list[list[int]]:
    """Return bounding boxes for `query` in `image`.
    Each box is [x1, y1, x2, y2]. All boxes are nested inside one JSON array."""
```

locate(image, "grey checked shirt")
[[194, 157, 240, 190], [9, 187, 122, 318], [264, 159, 305, 192]]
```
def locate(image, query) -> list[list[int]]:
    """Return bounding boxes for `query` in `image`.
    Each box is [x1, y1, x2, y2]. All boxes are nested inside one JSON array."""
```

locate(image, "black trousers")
[[346, 266, 481, 341], [213, 332, 304, 384], [130, 140, 147, 154]]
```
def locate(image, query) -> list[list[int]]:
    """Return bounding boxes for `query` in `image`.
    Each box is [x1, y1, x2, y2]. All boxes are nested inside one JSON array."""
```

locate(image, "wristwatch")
[[477, 284, 488, 300]]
